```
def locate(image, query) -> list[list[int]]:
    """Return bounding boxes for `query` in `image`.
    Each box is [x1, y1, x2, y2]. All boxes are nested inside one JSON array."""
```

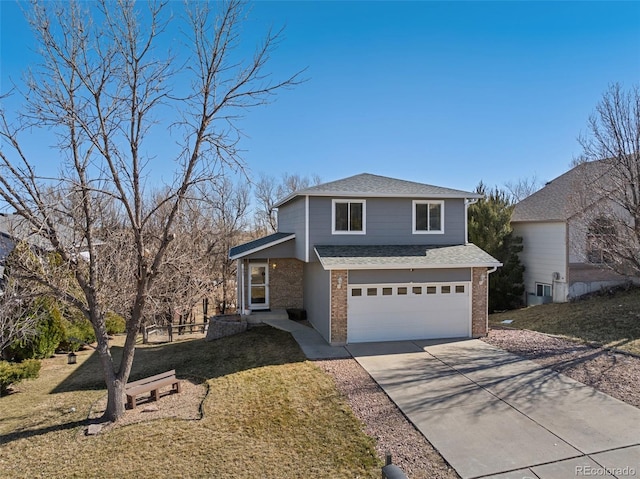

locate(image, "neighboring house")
[[230, 173, 501, 345], [511, 161, 633, 304]]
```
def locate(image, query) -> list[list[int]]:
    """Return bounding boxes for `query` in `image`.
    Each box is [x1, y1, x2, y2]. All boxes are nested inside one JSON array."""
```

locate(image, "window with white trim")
[[413, 200, 444, 234], [332, 199, 366, 234], [536, 283, 552, 297]]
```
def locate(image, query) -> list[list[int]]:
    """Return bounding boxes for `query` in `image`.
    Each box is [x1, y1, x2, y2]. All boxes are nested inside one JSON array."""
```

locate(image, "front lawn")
[[0, 327, 380, 478], [489, 288, 640, 355]]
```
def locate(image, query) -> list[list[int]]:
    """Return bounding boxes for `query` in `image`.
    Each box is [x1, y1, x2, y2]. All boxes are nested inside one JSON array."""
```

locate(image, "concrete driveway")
[[347, 339, 640, 479]]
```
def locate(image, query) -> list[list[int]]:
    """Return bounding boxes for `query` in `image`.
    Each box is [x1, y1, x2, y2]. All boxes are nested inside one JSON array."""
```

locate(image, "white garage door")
[[347, 282, 471, 343]]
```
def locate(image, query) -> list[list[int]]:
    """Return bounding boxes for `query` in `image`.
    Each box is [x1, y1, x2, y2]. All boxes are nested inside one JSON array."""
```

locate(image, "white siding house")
[[512, 221, 568, 303], [512, 161, 632, 304]]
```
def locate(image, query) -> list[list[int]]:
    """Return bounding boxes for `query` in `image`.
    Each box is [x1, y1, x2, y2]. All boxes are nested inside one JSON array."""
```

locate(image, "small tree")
[[469, 183, 525, 312]]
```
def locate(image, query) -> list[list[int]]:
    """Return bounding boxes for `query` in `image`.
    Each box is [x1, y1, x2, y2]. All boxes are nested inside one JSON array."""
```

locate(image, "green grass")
[[0, 327, 381, 478], [490, 287, 640, 355]]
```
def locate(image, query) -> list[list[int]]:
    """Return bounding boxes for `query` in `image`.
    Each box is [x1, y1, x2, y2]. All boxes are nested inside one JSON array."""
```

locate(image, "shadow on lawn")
[[0, 327, 305, 445], [0, 418, 93, 444], [51, 326, 306, 394]]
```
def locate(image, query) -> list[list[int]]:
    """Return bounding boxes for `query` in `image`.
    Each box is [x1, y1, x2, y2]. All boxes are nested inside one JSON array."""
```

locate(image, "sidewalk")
[[262, 318, 350, 360]]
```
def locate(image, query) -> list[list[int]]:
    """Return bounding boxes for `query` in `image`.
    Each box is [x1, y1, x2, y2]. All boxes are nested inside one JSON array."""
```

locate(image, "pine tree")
[[469, 183, 525, 312]]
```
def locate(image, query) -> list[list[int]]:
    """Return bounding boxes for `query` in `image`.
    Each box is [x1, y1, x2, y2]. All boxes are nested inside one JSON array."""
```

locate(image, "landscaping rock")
[[86, 424, 103, 436], [205, 314, 247, 341], [142, 404, 160, 412]]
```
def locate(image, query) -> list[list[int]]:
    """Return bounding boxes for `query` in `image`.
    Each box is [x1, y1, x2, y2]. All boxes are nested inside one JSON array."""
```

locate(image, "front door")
[[249, 263, 269, 310]]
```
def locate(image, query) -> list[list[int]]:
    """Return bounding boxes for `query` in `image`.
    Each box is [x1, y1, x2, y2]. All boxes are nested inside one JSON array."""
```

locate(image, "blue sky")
[[1, 1, 639, 193]]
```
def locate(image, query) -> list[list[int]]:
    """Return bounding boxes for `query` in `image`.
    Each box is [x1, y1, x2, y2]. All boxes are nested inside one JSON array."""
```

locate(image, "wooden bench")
[[125, 369, 181, 409]]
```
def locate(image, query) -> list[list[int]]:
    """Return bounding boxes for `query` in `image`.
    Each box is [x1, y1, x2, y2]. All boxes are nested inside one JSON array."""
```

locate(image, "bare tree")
[[200, 178, 250, 313], [0, 282, 40, 359], [254, 172, 321, 233], [0, 0, 302, 422], [504, 175, 543, 203], [572, 83, 640, 276]]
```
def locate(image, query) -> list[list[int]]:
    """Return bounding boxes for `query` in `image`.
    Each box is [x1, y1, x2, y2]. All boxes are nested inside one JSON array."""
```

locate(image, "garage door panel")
[[348, 315, 468, 342], [347, 282, 470, 343]]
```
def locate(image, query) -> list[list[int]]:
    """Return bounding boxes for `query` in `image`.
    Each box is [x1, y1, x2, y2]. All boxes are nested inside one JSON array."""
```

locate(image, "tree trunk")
[[98, 315, 140, 422], [102, 371, 126, 422], [96, 335, 126, 422]]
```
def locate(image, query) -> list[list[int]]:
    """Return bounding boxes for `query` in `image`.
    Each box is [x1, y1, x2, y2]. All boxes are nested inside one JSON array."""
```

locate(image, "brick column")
[[330, 270, 348, 345], [471, 267, 488, 337], [268, 258, 303, 310]]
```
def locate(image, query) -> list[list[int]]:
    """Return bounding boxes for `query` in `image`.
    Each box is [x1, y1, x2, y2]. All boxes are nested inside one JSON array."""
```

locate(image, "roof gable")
[[275, 173, 480, 208]]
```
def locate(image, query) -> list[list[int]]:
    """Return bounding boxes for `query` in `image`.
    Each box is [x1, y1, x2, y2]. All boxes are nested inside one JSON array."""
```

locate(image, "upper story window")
[[332, 199, 366, 234], [413, 200, 444, 234]]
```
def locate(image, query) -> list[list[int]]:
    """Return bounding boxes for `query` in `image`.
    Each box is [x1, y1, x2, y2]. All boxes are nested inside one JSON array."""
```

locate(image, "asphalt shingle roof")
[[275, 173, 481, 208], [512, 160, 610, 222], [314, 244, 501, 270], [229, 232, 295, 259]]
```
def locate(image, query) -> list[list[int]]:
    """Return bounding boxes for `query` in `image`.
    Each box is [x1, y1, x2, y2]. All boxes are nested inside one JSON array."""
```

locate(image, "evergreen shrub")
[[0, 359, 41, 395]]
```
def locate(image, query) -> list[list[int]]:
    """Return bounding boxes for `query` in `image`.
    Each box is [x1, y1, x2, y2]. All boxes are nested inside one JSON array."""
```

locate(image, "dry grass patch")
[[490, 287, 640, 355], [0, 327, 380, 478]]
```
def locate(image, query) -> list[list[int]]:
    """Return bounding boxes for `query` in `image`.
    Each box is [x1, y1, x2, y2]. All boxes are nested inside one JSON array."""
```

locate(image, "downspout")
[[240, 260, 246, 315], [305, 195, 310, 262], [464, 198, 479, 244], [485, 265, 502, 336]]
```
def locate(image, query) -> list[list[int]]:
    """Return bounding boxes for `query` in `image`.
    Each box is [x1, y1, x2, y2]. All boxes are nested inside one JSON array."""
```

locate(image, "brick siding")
[[268, 258, 304, 310], [471, 267, 488, 337], [240, 258, 303, 311], [330, 269, 348, 345]]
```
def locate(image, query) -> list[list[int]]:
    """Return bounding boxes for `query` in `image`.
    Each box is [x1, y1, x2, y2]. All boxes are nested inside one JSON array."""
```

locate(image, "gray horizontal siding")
[[349, 268, 471, 284], [303, 261, 330, 342], [307, 197, 466, 261], [278, 196, 307, 261]]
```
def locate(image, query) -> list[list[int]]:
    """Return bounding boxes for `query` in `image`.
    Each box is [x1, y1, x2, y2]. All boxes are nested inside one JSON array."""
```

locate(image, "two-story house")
[[230, 173, 501, 345]]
